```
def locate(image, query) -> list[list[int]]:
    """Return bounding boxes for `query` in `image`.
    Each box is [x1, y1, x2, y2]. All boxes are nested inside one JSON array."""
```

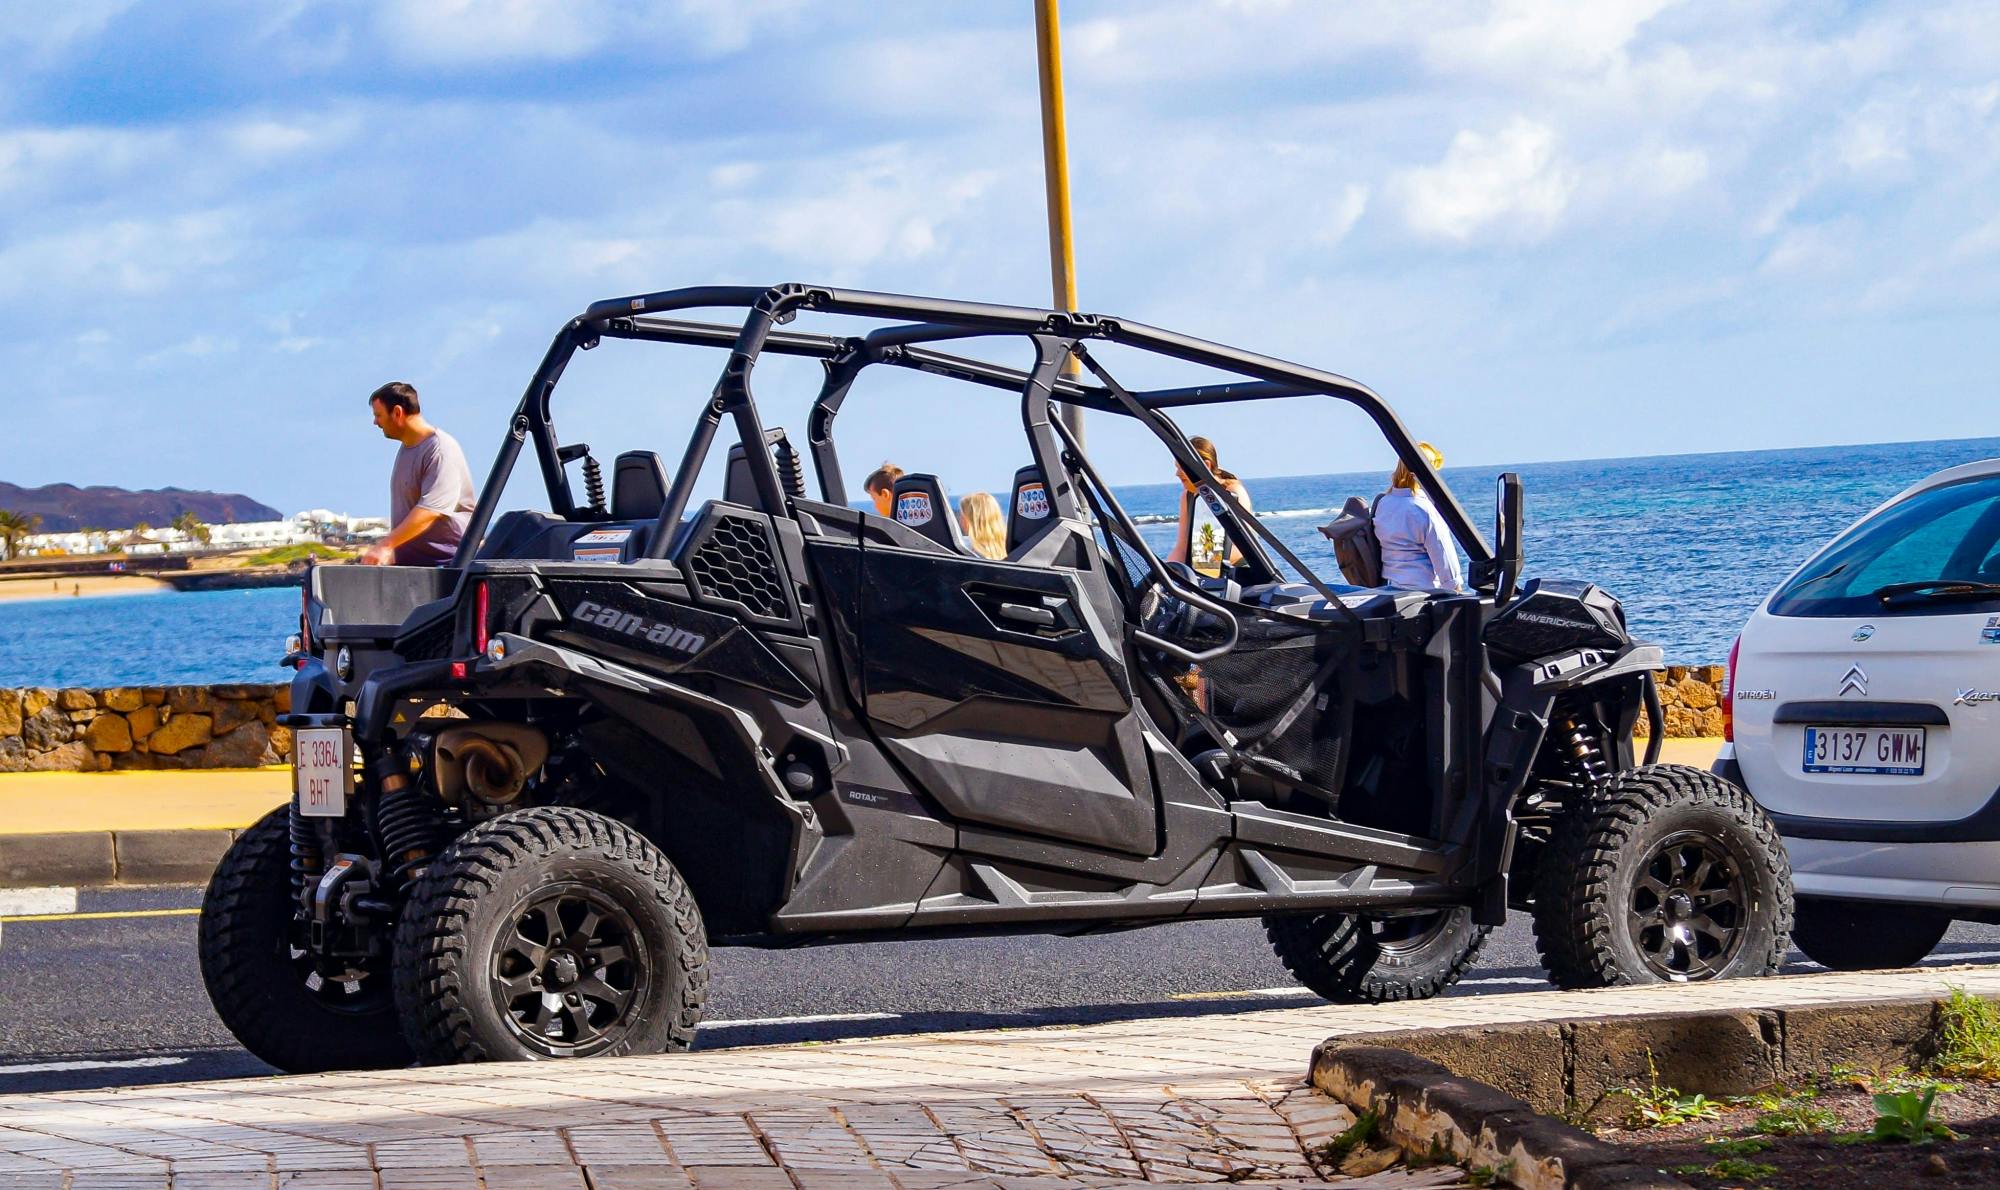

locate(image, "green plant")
[[1404, 1135, 1455, 1169], [1703, 1136, 1773, 1156], [1618, 1054, 1724, 1128], [1933, 987, 2000, 1079], [1317, 1108, 1379, 1165], [244, 542, 350, 567], [1753, 1102, 1839, 1136], [1674, 1158, 1778, 1183], [1865, 1087, 1961, 1144], [1465, 1159, 1515, 1187]]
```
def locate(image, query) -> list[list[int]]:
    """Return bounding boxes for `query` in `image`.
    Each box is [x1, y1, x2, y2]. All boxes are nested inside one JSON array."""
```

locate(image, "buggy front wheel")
[[1263, 906, 1489, 1003], [1532, 764, 1793, 989]]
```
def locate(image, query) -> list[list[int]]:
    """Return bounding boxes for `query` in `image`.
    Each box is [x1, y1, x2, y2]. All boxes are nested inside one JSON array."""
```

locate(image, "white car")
[[1717, 457, 2000, 970]]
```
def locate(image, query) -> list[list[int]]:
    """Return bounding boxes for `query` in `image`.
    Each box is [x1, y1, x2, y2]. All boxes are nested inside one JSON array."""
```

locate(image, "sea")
[[2, 436, 1993, 688]]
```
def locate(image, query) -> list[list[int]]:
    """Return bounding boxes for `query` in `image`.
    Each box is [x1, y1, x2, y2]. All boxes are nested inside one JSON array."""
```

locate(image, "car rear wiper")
[[1874, 580, 2000, 606]]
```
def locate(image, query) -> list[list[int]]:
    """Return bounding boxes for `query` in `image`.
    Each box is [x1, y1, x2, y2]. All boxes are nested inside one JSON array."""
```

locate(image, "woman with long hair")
[[1375, 441, 1464, 591], [957, 491, 1007, 560], [1168, 435, 1254, 573]]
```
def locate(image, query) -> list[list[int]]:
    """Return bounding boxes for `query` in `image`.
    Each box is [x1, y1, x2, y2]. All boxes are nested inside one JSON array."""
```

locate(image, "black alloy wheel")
[[1627, 831, 1750, 980], [199, 807, 413, 1072], [1533, 763, 1793, 989], [1264, 904, 1490, 1003], [394, 805, 707, 1064], [490, 885, 647, 1054]]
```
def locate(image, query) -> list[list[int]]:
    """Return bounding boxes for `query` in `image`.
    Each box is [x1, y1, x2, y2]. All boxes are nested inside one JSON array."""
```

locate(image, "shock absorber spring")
[[774, 435, 806, 498], [1558, 714, 1610, 787], [288, 802, 322, 907], [582, 453, 607, 516], [373, 754, 450, 884]]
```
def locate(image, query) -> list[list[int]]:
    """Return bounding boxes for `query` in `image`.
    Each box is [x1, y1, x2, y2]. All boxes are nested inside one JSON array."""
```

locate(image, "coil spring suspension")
[[1557, 714, 1610, 787], [374, 761, 450, 884], [288, 803, 321, 905], [582, 453, 607, 516], [774, 435, 806, 497]]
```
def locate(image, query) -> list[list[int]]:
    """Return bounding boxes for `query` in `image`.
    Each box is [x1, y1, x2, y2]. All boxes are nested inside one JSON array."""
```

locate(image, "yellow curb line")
[[0, 908, 201, 923]]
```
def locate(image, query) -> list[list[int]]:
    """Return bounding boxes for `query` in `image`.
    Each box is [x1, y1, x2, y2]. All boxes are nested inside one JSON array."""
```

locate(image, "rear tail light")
[[298, 587, 312, 662], [474, 580, 490, 656], [1723, 634, 1741, 742]]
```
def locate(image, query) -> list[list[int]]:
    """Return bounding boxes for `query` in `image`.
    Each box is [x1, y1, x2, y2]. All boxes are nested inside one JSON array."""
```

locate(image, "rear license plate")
[[295, 728, 351, 817], [1802, 725, 1927, 776]]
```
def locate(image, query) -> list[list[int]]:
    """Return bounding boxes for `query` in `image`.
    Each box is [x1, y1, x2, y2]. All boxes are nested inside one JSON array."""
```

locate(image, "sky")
[[0, 0, 1995, 519]]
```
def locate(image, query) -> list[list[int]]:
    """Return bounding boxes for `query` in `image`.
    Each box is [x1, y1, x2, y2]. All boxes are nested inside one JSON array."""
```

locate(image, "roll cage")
[[453, 283, 1498, 601]]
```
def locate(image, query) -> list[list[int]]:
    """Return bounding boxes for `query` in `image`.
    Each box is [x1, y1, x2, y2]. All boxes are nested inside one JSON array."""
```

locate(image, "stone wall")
[[1634, 664, 1726, 738], [0, 662, 1729, 772], [0, 685, 291, 772]]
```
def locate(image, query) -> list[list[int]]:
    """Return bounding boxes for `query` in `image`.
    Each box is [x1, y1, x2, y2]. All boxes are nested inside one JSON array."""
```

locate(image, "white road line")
[[0, 1056, 188, 1077], [1923, 950, 2000, 965], [700, 1011, 900, 1029], [0, 887, 78, 917]]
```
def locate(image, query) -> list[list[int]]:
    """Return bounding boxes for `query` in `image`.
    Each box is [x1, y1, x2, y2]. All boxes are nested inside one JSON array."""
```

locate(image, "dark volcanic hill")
[[0, 483, 283, 532]]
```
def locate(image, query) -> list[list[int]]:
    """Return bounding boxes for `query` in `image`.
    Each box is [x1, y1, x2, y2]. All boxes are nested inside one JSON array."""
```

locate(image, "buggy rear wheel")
[[1791, 897, 1949, 971], [1532, 764, 1793, 989], [198, 807, 413, 1073], [1263, 906, 1489, 1003], [392, 806, 707, 1064]]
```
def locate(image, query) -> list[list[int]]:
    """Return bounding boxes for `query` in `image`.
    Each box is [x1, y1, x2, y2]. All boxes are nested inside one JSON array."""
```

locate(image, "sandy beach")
[[0, 573, 173, 602]]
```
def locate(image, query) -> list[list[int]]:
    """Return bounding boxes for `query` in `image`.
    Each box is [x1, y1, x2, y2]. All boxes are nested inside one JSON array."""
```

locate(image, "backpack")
[[1319, 494, 1384, 587]]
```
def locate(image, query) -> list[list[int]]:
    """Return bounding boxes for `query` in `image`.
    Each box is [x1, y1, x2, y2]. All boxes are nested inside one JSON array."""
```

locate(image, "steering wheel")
[[1137, 561, 1238, 661]]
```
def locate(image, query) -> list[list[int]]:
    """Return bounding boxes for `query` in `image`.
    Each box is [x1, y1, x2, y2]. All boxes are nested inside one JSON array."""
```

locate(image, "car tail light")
[[474, 580, 490, 656], [298, 587, 312, 660], [1723, 634, 1741, 743]]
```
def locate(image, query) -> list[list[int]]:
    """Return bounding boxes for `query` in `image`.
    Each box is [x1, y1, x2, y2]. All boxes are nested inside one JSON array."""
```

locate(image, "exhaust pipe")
[[433, 724, 549, 807]]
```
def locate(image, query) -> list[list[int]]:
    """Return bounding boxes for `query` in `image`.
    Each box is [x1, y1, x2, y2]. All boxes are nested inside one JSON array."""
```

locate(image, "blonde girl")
[[957, 491, 1007, 560]]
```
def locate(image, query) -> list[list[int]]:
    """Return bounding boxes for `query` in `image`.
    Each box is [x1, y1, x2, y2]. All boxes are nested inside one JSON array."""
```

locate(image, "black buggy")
[[200, 284, 1793, 1071]]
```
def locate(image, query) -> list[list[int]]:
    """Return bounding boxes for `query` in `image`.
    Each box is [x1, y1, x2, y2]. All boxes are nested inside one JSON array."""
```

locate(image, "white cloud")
[[1313, 184, 1369, 247], [1396, 119, 1578, 243], [376, 0, 608, 64], [1424, 0, 1673, 80]]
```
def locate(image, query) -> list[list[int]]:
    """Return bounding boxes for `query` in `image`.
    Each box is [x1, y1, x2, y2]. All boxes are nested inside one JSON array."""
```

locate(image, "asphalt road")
[[6, 885, 2000, 1096]]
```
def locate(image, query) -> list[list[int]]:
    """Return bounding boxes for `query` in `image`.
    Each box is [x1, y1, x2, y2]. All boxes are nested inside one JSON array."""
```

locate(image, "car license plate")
[[295, 728, 351, 817], [1802, 725, 1926, 776]]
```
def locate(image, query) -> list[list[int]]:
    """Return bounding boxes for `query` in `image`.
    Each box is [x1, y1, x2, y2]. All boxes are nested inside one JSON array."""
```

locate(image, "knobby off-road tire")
[[1263, 906, 1490, 1003], [1533, 763, 1793, 989], [198, 807, 413, 1072], [392, 806, 707, 1064], [1791, 897, 1949, 971]]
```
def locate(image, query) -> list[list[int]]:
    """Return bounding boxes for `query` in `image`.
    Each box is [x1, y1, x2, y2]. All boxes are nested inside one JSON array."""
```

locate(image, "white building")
[[22, 509, 389, 556]]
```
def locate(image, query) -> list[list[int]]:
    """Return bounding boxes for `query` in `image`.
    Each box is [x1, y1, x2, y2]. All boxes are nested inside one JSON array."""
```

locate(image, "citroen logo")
[[1838, 664, 1868, 697], [1852, 624, 1876, 642]]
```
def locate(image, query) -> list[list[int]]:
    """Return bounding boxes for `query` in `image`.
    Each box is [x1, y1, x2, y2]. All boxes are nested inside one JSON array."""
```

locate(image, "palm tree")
[[0, 510, 41, 560], [170, 510, 212, 546]]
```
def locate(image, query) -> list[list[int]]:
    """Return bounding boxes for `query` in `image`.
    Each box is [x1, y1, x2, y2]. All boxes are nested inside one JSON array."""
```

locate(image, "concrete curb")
[[1312, 1044, 1686, 1189], [1327, 996, 1949, 1118], [0, 828, 235, 887], [1310, 992, 1978, 1188]]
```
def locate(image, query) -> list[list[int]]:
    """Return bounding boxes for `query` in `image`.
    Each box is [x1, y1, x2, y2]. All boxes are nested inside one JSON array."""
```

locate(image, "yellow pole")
[[1034, 0, 1084, 442]]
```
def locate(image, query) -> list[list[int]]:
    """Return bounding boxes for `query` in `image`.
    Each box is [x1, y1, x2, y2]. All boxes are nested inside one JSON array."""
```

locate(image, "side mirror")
[[1494, 472, 1524, 604]]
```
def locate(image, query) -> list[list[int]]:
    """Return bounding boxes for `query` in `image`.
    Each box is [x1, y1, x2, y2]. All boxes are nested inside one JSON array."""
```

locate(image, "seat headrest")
[[723, 444, 760, 510], [891, 473, 968, 553], [610, 451, 668, 520], [1007, 464, 1053, 551]]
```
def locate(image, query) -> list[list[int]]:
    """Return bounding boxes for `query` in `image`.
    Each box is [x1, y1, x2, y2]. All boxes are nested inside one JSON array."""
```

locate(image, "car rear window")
[[1769, 473, 2000, 617]]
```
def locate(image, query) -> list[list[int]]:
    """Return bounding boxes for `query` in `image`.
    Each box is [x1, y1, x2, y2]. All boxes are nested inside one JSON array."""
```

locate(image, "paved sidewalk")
[[2, 965, 1993, 1189]]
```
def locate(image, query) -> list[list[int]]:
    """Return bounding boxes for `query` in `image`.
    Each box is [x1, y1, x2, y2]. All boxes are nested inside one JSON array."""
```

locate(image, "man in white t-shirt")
[[359, 381, 477, 567]]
